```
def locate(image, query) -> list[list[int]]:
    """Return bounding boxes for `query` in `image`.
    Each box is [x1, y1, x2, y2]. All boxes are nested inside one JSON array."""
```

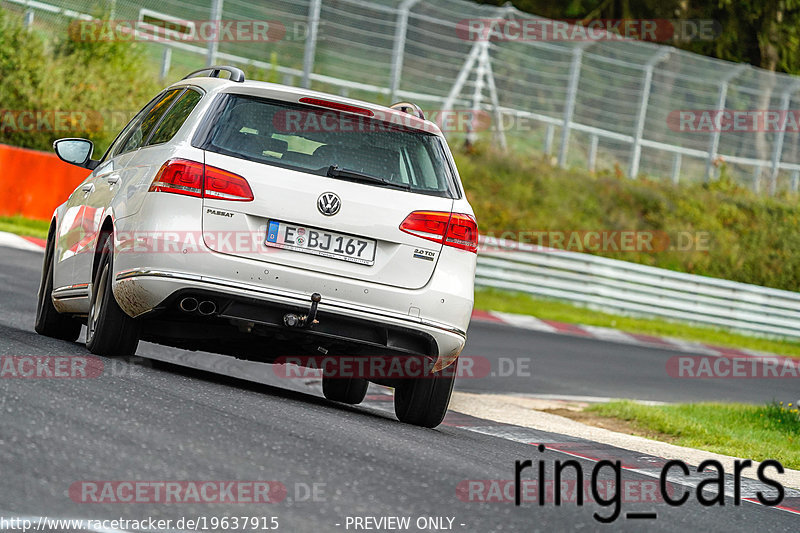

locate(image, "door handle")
[[81, 183, 94, 193], [107, 175, 120, 185]]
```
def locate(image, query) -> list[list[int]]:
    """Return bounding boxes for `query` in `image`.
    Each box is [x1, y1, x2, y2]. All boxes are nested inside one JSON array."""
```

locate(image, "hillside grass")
[[456, 145, 800, 292]]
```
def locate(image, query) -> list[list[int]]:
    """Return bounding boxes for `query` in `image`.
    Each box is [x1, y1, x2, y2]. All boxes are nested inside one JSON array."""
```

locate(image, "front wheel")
[[86, 234, 140, 356], [34, 233, 82, 341], [394, 362, 456, 428]]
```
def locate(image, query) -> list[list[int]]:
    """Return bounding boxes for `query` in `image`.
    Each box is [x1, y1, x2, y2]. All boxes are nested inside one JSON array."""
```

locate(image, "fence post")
[[480, 44, 507, 151], [558, 45, 587, 168], [388, 0, 419, 103], [705, 65, 746, 180], [769, 82, 800, 195], [628, 49, 669, 178], [792, 170, 799, 192], [302, 0, 322, 89], [206, 0, 224, 67], [441, 41, 482, 116]]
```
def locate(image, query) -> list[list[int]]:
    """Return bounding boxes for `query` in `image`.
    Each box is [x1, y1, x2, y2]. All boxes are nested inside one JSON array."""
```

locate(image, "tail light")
[[148, 159, 253, 202], [400, 211, 478, 253]]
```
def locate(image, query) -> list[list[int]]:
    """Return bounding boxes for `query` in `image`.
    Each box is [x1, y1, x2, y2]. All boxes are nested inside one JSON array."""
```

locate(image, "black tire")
[[322, 375, 369, 405], [394, 362, 457, 428], [86, 234, 140, 356], [34, 232, 82, 341]]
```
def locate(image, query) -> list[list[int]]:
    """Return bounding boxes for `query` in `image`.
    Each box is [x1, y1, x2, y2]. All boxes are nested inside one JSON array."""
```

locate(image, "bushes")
[[0, 8, 160, 155], [456, 145, 800, 291]]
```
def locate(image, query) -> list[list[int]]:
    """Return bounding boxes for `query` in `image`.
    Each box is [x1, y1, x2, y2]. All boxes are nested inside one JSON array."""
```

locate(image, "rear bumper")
[[114, 268, 467, 364]]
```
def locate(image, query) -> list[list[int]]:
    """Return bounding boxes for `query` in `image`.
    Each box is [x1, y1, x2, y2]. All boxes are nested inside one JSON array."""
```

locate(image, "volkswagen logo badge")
[[317, 192, 341, 216]]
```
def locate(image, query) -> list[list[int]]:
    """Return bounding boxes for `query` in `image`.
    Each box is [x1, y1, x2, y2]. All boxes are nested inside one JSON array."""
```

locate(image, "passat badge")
[[317, 192, 341, 216]]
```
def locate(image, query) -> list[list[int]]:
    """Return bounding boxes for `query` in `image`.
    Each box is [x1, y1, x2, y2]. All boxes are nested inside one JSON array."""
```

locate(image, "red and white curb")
[[0, 231, 45, 252], [470, 309, 798, 364]]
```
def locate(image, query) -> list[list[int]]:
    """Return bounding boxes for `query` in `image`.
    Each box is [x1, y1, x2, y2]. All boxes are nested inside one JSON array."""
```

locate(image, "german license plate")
[[265, 221, 376, 266]]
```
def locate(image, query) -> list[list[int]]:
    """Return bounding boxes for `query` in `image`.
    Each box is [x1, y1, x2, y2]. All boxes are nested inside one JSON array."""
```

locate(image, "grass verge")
[[581, 400, 800, 470], [0, 215, 49, 239], [474, 287, 800, 358]]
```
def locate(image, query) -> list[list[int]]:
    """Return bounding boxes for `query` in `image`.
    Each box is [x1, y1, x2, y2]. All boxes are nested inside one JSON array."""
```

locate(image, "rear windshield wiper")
[[326, 165, 410, 191]]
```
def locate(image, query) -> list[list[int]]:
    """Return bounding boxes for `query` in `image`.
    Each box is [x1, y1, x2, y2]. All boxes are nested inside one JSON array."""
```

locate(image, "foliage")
[[0, 8, 161, 155]]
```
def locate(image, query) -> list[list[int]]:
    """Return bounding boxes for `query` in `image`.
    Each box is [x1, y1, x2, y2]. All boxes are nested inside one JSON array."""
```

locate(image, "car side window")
[[116, 89, 183, 157], [101, 95, 161, 163], [146, 89, 203, 146]]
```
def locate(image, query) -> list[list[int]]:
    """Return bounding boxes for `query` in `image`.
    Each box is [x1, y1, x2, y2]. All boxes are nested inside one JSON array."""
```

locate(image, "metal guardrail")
[[476, 237, 800, 340]]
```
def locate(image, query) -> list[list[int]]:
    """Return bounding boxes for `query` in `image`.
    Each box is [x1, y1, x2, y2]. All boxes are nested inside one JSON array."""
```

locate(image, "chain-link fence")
[[6, 0, 800, 194]]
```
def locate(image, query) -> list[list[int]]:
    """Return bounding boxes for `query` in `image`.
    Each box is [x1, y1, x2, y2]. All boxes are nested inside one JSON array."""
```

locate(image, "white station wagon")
[[36, 66, 477, 427]]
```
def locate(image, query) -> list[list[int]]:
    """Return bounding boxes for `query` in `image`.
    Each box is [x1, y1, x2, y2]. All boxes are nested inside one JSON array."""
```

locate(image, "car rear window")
[[196, 94, 459, 198]]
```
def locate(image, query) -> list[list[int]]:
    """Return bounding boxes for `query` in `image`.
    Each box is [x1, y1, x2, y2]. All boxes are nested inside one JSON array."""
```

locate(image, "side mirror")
[[53, 138, 99, 170]]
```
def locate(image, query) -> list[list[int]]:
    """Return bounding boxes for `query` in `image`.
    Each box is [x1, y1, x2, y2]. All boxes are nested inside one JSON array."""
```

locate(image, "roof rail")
[[390, 102, 425, 120], [182, 66, 245, 83]]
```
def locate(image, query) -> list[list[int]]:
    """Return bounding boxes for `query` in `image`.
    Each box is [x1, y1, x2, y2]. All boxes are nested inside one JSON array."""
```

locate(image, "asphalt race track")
[[1, 245, 799, 532], [459, 321, 800, 405]]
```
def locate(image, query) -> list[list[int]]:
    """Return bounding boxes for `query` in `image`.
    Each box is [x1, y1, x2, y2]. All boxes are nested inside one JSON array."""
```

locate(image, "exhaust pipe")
[[198, 300, 217, 316], [179, 297, 198, 313]]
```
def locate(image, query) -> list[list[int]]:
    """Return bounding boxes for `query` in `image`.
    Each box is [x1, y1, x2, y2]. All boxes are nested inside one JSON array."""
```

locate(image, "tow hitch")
[[283, 293, 321, 329]]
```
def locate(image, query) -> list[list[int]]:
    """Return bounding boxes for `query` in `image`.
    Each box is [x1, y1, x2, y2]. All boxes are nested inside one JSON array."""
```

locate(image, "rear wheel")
[[322, 375, 369, 405], [34, 232, 82, 341], [86, 234, 140, 356], [394, 363, 456, 428]]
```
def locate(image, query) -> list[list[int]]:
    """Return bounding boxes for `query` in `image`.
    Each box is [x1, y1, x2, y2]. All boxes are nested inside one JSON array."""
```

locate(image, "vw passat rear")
[[37, 66, 476, 428]]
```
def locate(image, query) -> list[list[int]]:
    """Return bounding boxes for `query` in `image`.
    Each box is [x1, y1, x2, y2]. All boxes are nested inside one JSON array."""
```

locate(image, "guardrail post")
[[628, 49, 669, 178], [588, 134, 598, 172], [558, 44, 587, 168], [160, 47, 172, 81], [769, 82, 800, 195], [23, 9, 34, 30], [543, 124, 555, 155], [388, 0, 419, 103], [206, 0, 224, 67], [671, 153, 682, 184], [792, 170, 800, 192], [302, 0, 322, 89], [705, 65, 746, 181], [753, 165, 762, 193]]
